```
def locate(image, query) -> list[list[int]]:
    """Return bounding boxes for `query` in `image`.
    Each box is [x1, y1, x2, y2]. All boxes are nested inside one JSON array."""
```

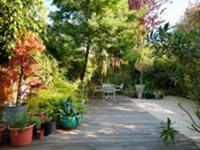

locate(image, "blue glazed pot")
[[76, 113, 83, 125], [59, 116, 77, 129]]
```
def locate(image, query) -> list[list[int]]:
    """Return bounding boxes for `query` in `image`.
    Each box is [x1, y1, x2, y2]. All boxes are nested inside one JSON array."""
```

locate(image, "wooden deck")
[[1, 96, 199, 150]]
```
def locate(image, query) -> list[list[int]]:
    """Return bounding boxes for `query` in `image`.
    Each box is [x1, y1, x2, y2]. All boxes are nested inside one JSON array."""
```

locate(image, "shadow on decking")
[[0, 96, 199, 150]]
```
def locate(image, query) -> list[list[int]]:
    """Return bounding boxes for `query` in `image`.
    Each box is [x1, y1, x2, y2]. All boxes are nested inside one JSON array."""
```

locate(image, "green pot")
[[59, 116, 77, 129], [76, 113, 83, 125]]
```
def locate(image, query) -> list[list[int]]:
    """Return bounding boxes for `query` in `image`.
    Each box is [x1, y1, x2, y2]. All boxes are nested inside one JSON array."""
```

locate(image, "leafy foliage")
[[160, 118, 177, 142], [0, 32, 45, 105], [177, 1, 200, 31], [9, 112, 41, 129], [128, 0, 170, 31], [47, 0, 145, 82], [60, 97, 79, 117], [0, 0, 46, 63], [149, 23, 200, 102]]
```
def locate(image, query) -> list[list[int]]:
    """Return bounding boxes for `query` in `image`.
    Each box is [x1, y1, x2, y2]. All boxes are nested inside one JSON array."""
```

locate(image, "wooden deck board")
[[1, 96, 199, 150]]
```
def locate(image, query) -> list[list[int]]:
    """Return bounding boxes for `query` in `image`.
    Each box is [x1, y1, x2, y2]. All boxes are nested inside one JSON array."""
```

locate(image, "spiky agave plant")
[[160, 117, 177, 142]]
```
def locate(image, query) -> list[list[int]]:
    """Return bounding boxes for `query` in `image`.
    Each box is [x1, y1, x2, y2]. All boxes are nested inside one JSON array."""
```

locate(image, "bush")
[[184, 76, 200, 103], [9, 112, 41, 129], [28, 51, 86, 114], [27, 79, 85, 114]]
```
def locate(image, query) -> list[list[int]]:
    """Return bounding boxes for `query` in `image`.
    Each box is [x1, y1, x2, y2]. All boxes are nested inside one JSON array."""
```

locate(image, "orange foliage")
[[0, 68, 18, 105], [13, 32, 45, 55], [0, 32, 45, 105]]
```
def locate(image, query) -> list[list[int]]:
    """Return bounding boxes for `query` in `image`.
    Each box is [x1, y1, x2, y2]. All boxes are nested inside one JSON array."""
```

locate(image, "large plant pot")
[[8, 124, 34, 147], [2, 103, 27, 124], [43, 122, 55, 136], [60, 116, 77, 129], [135, 84, 145, 99], [76, 113, 83, 126], [0, 124, 6, 144]]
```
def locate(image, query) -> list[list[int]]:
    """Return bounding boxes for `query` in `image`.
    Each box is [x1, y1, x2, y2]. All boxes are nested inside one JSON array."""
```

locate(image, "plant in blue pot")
[[59, 97, 81, 129]]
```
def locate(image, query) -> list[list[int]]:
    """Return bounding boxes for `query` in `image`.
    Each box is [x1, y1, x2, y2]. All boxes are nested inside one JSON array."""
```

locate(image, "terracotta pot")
[[0, 124, 6, 144], [8, 124, 34, 147], [36, 129, 44, 140]]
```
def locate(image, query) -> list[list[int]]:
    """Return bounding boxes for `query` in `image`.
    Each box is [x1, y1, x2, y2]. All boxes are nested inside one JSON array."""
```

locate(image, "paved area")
[[1, 96, 199, 150], [132, 96, 200, 144]]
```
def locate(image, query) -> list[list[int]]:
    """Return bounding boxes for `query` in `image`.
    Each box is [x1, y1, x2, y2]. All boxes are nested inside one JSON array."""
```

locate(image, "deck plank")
[[1, 96, 199, 150]]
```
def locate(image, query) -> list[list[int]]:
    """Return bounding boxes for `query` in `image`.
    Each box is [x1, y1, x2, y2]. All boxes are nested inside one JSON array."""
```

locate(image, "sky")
[[162, 0, 198, 25], [44, 0, 198, 26]]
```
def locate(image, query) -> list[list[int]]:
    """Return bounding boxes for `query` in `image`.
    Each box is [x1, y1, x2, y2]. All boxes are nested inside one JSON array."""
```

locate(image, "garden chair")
[[92, 85, 103, 98], [102, 83, 116, 101], [115, 83, 124, 94]]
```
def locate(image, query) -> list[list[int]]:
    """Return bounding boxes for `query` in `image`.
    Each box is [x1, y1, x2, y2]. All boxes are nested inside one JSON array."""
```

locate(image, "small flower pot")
[[0, 124, 6, 144], [59, 116, 77, 129], [43, 122, 55, 136], [36, 129, 44, 140], [8, 124, 34, 147]]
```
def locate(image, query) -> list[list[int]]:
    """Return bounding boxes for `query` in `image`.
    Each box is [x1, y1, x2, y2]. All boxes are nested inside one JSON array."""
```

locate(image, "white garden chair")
[[92, 85, 103, 98], [115, 83, 124, 93], [102, 83, 116, 101]]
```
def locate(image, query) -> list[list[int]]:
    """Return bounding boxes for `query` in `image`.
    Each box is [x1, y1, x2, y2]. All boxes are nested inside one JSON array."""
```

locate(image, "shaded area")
[[1, 96, 199, 150]]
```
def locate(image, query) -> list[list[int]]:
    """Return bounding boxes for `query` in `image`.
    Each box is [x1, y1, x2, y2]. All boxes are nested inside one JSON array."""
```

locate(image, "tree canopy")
[[128, 0, 170, 31], [47, 0, 145, 81], [0, 0, 46, 64]]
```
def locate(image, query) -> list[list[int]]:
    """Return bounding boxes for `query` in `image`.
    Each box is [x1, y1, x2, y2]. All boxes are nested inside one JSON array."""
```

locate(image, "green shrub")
[[28, 50, 86, 115], [124, 84, 136, 96], [184, 75, 200, 103], [28, 77, 86, 111], [9, 112, 42, 129]]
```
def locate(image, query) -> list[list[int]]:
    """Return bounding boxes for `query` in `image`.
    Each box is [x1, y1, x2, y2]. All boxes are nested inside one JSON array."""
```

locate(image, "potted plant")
[[154, 90, 164, 99], [8, 112, 41, 147], [36, 128, 44, 140], [0, 112, 6, 144], [59, 97, 81, 129], [0, 32, 45, 124], [0, 124, 6, 145], [135, 59, 146, 99], [42, 116, 56, 136], [134, 47, 153, 99], [38, 99, 60, 136]]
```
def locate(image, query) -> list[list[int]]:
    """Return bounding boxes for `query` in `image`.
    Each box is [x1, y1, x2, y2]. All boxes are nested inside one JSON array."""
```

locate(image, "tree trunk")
[[80, 0, 91, 81], [16, 67, 23, 106], [80, 43, 90, 81]]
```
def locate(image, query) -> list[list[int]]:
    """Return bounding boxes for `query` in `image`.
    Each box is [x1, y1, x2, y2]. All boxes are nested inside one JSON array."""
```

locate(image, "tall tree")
[[0, 0, 46, 64], [48, 0, 145, 81], [128, 0, 169, 31], [177, 1, 200, 31]]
